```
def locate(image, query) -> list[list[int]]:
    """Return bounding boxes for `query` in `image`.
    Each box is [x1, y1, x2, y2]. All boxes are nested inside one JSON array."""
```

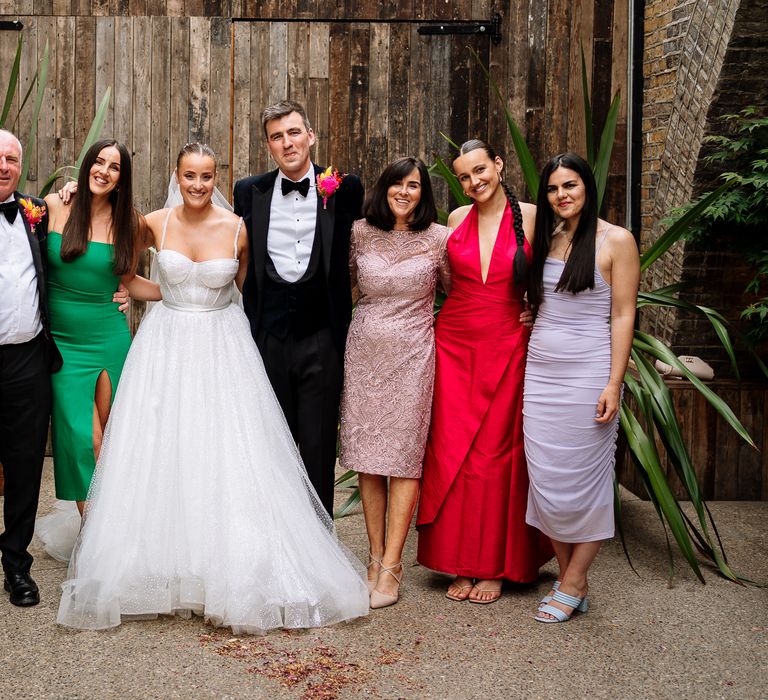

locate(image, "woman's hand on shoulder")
[[56, 179, 78, 204], [43, 191, 68, 231], [447, 205, 472, 230]]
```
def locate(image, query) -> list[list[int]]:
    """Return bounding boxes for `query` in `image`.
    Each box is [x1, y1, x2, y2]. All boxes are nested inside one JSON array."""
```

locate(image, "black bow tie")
[[281, 178, 310, 197], [0, 201, 18, 224]]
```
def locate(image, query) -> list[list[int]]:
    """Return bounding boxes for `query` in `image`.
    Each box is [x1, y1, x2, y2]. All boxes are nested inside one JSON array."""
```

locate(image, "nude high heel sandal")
[[370, 562, 402, 609], [367, 554, 383, 594]]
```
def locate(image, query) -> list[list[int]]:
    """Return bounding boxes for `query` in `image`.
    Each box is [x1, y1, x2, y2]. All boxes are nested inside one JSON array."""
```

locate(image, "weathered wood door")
[[230, 19, 496, 203]]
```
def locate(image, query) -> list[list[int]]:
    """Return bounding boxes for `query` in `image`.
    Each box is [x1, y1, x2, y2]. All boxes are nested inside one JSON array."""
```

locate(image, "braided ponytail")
[[500, 181, 527, 286]]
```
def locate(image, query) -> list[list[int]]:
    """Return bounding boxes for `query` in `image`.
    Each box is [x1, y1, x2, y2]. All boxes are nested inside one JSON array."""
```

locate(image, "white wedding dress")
[[57, 213, 369, 633]]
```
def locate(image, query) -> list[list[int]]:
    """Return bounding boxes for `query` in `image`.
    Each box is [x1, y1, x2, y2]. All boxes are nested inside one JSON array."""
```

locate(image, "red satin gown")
[[416, 203, 552, 582]]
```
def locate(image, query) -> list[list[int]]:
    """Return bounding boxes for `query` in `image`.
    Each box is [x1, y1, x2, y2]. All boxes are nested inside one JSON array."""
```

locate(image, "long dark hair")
[[528, 153, 599, 310], [363, 157, 437, 231], [60, 139, 138, 276], [454, 139, 527, 286]]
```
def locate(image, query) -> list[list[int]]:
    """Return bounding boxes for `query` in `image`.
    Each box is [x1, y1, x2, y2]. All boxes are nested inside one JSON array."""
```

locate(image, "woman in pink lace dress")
[[339, 157, 450, 609]]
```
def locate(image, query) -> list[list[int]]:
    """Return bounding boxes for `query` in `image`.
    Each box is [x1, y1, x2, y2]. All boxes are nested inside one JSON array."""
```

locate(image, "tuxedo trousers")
[[0, 332, 51, 574], [257, 327, 342, 516]]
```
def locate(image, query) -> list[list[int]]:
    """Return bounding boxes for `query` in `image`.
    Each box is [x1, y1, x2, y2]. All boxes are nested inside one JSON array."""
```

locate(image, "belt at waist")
[[162, 300, 231, 313]]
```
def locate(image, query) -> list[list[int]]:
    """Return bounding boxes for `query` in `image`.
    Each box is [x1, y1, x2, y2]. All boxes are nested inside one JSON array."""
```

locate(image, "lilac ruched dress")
[[339, 219, 450, 478], [523, 235, 620, 543]]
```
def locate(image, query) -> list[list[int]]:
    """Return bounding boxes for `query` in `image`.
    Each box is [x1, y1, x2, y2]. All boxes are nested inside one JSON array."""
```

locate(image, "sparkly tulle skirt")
[[57, 300, 369, 633]]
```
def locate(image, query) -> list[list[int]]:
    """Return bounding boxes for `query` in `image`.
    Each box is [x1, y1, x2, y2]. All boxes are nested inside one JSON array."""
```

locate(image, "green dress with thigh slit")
[[47, 231, 131, 500]]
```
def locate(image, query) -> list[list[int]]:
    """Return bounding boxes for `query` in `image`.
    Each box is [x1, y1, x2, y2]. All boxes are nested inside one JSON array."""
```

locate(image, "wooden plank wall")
[[616, 382, 768, 501], [0, 2, 628, 219]]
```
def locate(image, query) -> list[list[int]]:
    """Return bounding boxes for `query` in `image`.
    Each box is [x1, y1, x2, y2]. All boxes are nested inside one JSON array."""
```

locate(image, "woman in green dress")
[[44, 139, 159, 515]]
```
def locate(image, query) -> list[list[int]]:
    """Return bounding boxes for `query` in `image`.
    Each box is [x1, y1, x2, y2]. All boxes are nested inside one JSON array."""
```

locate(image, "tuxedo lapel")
[[314, 164, 335, 276], [14, 192, 47, 303], [250, 173, 277, 295]]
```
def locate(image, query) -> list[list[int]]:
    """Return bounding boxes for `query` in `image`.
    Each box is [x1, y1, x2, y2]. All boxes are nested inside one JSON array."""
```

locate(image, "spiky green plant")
[[1, 34, 111, 196]]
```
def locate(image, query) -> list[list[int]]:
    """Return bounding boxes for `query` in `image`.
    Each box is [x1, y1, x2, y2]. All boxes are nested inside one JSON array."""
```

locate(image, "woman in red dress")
[[417, 140, 552, 603]]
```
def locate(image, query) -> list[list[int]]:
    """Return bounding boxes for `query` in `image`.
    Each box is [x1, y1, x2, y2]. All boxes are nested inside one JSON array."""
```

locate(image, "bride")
[[57, 143, 369, 633]]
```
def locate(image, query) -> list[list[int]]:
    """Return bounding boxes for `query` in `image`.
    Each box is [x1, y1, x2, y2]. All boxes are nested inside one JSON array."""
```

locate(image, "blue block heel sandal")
[[538, 580, 560, 609], [534, 589, 588, 623]]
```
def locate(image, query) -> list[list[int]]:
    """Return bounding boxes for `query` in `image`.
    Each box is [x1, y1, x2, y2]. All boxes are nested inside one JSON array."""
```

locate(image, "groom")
[[0, 129, 62, 606], [233, 101, 363, 516]]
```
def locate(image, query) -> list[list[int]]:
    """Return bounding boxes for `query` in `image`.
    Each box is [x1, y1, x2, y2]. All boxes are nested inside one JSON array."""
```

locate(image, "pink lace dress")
[[339, 219, 450, 478]]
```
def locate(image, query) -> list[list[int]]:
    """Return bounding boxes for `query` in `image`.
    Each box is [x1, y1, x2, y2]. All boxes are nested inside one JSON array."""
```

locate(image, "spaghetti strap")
[[159, 208, 174, 251], [595, 228, 610, 254], [233, 217, 243, 258]]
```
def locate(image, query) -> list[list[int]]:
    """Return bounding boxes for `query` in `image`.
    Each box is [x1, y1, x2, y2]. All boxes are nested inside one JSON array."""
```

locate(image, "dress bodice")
[[156, 250, 238, 311], [47, 231, 119, 303], [437, 203, 530, 341], [536, 257, 612, 334], [444, 202, 530, 309], [156, 210, 242, 311], [350, 220, 450, 324]]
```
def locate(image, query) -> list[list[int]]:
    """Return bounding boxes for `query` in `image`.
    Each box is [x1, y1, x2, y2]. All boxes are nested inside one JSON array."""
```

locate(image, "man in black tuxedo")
[[0, 129, 62, 606], [233, 101, 363, 516]]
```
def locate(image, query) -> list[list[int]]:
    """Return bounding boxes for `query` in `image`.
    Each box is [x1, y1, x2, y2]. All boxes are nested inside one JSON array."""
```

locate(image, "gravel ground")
[[1, 459, 766, 700]]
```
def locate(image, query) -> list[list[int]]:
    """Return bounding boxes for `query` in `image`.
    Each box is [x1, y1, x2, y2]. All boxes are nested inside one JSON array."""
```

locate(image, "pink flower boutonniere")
[[316, 167, 344, 209], [19, 198, 46, 234]]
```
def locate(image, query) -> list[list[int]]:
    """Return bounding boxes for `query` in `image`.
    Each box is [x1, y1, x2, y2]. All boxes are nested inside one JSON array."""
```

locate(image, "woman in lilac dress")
[[524, 153, 639, 623], [339, 157, 450, 609]]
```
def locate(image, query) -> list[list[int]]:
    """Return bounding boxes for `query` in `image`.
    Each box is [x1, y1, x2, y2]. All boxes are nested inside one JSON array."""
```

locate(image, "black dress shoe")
[[4, 572, 40, 607]]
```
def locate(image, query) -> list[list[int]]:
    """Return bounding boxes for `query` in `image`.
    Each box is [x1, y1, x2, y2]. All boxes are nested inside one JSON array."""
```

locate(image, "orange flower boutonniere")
[[19, 198, 46, 234], [316, 167, 344, 210]]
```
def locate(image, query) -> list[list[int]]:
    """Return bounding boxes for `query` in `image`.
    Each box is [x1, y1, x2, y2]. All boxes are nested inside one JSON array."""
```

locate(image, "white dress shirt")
[[0, 195, 42, 344], [268, 165, 318, 282]]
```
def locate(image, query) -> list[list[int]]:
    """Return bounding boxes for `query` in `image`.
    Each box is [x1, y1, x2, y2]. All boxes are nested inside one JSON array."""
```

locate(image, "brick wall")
[[639, 0, 767, 376]]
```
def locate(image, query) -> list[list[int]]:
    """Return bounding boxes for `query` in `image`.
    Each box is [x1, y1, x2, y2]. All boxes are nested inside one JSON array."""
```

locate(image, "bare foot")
[[445, 576, 474, 601], [469, 579, 502, 604]]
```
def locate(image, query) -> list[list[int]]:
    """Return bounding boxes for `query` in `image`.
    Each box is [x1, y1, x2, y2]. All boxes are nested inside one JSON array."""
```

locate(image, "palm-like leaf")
[[580, 45, 594, 166], [468, 47, 540, 198], [619, 391, 705, 583], [19, 40, 49, 192], [593, 91, 621, 210], [429, 156, 471, 206], [333, 469, 361, 519], [638, 288, 739, 378], [0, 35, 23, 128], [38, 88, 112, 197], [628, 351, 742, 581], [633, 330, 755, 447], [641, 183, 733, 272]]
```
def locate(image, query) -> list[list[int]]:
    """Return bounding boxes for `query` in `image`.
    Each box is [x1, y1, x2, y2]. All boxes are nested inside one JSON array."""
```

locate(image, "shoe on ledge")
[[4, 571, 40, 607]]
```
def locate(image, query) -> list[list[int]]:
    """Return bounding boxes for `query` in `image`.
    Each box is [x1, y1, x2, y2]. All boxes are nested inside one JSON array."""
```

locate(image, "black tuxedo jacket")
[[13, 191, 62, 372], [233, 165, 364, 357]]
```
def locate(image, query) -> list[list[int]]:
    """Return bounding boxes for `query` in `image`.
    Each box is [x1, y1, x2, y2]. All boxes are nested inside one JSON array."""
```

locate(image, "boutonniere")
[[316, 167, 344, 210], [19, 198, 46, 233]]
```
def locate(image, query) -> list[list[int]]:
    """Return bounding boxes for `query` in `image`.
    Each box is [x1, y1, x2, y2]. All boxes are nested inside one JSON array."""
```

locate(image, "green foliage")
[[1, 34, 109, 196], [333, 470, 361, 519], [669, 107, 768, 343], [580, 45, 622, 210]]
